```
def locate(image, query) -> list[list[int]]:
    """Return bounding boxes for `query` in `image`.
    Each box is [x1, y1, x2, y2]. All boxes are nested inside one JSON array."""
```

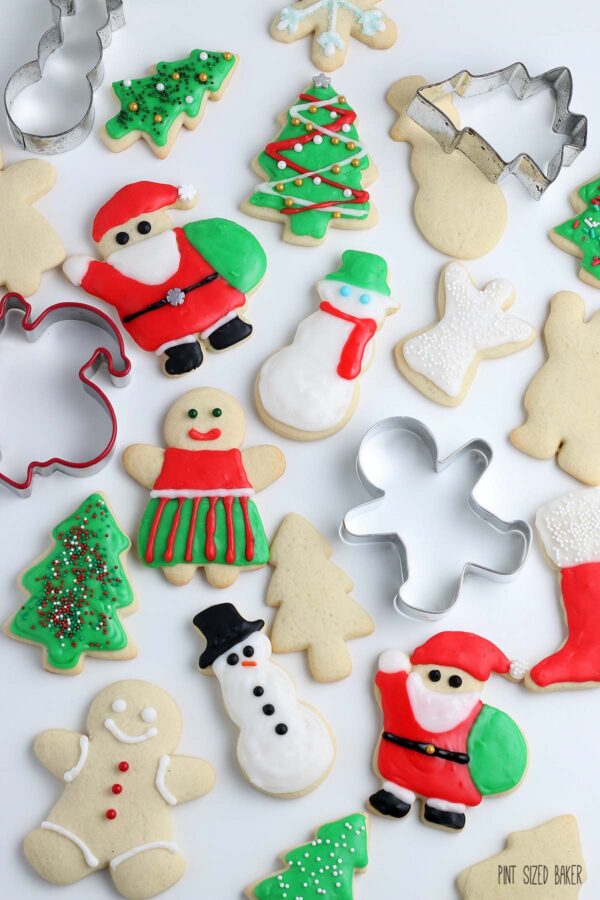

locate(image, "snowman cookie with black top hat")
[[194, 603, 335, 797]]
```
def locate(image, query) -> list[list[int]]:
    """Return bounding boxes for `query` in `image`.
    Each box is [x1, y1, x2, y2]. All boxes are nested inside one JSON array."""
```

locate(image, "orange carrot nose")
[[241, 661, 257, 667]]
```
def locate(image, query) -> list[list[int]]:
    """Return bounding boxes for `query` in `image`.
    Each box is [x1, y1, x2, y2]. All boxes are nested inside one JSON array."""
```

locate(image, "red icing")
[[153, 449, 252, 493], [376, 670, 483, 806], [164, 498, 184, 562], [410, 632, 511, 681], [205, 497, 217, 561], [189, 427, 221, 441], [319, 300, 376, 380], [240, 496, 254, 561], [223, 496, 235, 563], [186, 497, 201, 562], [92, 182, 180, 241], [145, 497, 168, 563], [80, 229, 245, 352]]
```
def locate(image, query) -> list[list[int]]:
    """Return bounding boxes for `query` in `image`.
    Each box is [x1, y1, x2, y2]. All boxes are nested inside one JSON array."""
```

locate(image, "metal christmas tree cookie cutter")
[[0, 292, 131, 497], [4, 0, 125, 154], [406, 62, 587, 199], [340, 417, 532, 621]]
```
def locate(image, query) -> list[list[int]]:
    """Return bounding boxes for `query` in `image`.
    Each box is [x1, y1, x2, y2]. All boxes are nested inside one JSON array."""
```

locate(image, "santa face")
[[163, 387, 246, 451], [318, 278, 398, 325], [97, 209, 172, 259], [86, 680, 182, 755], [407, 665, 484, 733]]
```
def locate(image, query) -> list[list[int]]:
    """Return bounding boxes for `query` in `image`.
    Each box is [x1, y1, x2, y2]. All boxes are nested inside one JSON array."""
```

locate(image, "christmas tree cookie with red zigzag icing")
[[242, 73, 378, 246], [550, 173, 600, 289]]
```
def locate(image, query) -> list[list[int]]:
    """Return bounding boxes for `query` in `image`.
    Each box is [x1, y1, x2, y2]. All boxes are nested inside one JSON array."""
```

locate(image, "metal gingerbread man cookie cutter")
[[0, 292, 131, 497], [4, 0, 125, 154], [340, 417, 532, 621], [406, 62, 587, 199]]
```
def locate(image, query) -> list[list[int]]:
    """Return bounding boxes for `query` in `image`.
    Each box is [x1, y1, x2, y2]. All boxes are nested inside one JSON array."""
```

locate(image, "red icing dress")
[[375, 670, 483, 806], [138, 448, 270, 568]]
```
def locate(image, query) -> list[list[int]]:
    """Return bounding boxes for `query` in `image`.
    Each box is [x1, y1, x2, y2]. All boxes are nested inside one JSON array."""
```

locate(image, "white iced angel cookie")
[[193, 603, 335, 797], [23, 680, 215, 900], [256, 250, 397, 440], [396, 262, 536, 406], [270, 0, 397, 72]]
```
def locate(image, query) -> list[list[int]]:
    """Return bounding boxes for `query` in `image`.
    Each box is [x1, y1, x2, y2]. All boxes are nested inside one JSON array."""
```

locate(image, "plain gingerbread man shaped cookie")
[[24, 680, 215, 900]]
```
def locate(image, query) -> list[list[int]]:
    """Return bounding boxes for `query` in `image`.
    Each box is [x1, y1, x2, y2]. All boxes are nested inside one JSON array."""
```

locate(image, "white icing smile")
[[104, 718, 158, 744]]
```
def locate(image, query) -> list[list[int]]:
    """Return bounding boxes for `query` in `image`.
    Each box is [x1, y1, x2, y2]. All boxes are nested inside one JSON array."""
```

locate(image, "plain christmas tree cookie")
[[23, 680, 215, 900], [510, 291, 600, 485], [242, 73, 378, 246], [386, 77, 507, 259], [550, 174, 600, 289], [102, 49, 238, 158], [267, 513, 373, 681], [256, 250, 397, 439], [3, 493, 137, 675], [193, 603, 336, 798], [396, 262, 535, 406], [270, 0, 397, 72], [458, 816, 586, 898]]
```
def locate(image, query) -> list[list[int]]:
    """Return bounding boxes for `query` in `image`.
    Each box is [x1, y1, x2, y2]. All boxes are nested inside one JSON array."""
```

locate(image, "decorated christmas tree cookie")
[[3, 494, 137, 675], [102, 49, 238, 158], [246, 813, 368, 898], [242, 73, 378, 246], [551, 174, 600, 288]]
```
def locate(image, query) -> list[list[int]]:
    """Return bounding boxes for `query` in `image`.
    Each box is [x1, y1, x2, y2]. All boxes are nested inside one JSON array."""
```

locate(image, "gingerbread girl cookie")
[[123, 388, 285, 589], [24, 680, 215, 899]]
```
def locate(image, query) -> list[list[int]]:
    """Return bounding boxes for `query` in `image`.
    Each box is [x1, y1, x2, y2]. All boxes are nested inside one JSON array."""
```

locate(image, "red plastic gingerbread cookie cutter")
[[0, 292, 131, 497]]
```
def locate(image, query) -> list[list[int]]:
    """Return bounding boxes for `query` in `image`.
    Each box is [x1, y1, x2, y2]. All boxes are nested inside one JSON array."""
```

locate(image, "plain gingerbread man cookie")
[[24, 680, 215, 900]]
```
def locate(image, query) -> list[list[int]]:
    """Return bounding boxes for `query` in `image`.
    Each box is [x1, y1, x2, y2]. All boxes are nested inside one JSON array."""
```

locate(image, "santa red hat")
[[92, 181, 197, 242], [410, 632, 516, 681]]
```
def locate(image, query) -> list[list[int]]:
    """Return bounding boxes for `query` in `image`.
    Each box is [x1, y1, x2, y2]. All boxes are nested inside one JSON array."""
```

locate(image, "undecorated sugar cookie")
[[270, 0, 397, 72], [3, 493, 137, 675], [458, 816, 586, 898], [256, 250, 397, 439], [102, 49, 238, 158], [242, 73, 378, 246], [267, 513, 374, 681], [386, 77, 507, 259], [64, 181, 266, 377], [246, 813, 368, 899], [193, 603, 336, 797], [123, 388, 285, 589], [23, 680, 215, 900], [550, 173, 600, 289], [369, 632, 528, 833], [396, 261, 535, 406], [510, 291, 600, 485]]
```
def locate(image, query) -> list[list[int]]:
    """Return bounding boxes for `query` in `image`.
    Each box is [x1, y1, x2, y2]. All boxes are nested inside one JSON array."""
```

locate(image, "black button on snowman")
[[194, 603, 334, 797]]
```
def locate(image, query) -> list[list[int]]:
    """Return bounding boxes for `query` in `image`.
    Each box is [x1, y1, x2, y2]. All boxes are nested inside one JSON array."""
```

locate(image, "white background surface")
[[0, 0, 598, 897]]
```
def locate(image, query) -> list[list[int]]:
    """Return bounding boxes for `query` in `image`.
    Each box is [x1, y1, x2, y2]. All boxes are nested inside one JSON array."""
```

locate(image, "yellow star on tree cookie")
[[270, 0, 397, 72]]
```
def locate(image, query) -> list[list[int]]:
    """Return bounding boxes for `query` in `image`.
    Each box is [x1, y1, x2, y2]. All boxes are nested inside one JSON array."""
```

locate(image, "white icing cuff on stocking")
[[426, 798, 466, 813], [155, 335, 198, 356], [536, 487, 600, 568], [110, 841, 180, 870], [200, 310, 238, 340], [383, 781, 415, 805], [378, 650, 411, 673], [63, 255, 93, 286]]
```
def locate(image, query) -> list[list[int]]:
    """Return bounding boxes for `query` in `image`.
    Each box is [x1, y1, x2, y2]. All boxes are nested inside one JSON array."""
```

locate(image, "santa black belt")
[[381, 731, 470, 765], [122, 272, 220, 324]]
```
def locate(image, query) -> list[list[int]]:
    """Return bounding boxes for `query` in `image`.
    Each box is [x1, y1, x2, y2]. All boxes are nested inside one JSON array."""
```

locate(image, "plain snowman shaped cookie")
[[123, 388, 285, 588], [24, 680, 215, 900], [193, 603, 336, 797]]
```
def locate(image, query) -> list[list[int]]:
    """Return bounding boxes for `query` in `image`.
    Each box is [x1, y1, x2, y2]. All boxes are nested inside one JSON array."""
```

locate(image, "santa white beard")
[[106, 229, 181, 284], [406, 671, 480, 733]]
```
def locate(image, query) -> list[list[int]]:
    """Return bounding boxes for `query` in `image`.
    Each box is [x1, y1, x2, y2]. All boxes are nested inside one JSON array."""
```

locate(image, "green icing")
[[105, 49, 237, 148], [554, 176, 600, 280], [253, 814, 368, 900], [325, 249, 390, 295], [183, 219, 267, 294], [10, 494, 133, 671], [467, 704, 528, 796], [248, 81, 372, 241]]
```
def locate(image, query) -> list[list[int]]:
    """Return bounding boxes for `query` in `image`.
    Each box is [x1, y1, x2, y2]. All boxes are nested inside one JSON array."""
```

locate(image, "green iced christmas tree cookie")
[[551, 173, 600, 289]]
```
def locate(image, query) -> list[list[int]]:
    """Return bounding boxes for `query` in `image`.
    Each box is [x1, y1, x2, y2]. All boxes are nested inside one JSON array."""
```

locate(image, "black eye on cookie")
[[428, 669, 441, 683], [227, 653, 239, 666], [448, 675, 463, 689], [137, 220, 152, 235], [243, 645, 254, 658], [115, 231, 129, 245]]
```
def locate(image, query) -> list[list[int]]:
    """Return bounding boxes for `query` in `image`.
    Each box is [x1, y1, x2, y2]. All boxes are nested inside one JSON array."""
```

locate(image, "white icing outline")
[[41, 821, 99, 868], [110, 841, 180, 870], [155, 754, 177, 805], [155, 334, 197, 356], [150, 488, 254, 499], [104, 719, 158, 744], [276, 0, 387, 56], [63, 735, 89, 783]]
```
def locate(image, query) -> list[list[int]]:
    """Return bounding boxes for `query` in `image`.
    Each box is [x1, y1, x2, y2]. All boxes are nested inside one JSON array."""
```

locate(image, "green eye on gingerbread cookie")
[[212, 407, 222, 417], [188, 409, 198, 419]]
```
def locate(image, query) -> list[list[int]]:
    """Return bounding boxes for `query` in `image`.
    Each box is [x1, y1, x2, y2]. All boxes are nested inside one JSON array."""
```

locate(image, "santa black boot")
[[423, 804, 466, 831], [164, 341, 203, 376], [369, 786, 412, 819], [208, 316, 253, 350]]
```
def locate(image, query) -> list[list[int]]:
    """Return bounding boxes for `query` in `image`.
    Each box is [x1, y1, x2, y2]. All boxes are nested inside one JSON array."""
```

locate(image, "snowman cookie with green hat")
[[256, 250, 397, 440]]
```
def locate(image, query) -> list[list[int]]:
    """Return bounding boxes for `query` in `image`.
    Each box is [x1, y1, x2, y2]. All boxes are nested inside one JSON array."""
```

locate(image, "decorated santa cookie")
[[526, 488, 600, 691], [123, 388, 285, 589], [193, 603, 336, 797], [270, 0, 397, 72], [370, 633, 528, 832], [23, 680, 215, 899], [396, 262, 535, 406], [3, 493, 137, 675], [102, 49, 238, 158], [241, 74, 378, 246], [63, 181, 266, 376], [256, 250, 397, 439], [550, 174, 600, 289]]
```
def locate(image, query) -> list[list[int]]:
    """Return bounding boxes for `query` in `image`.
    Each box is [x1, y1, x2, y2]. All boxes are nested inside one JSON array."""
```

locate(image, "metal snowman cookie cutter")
[[406, 62, 587, 199], [340, 417, 532, 621], [0, 292, 131, 497], [4, 0, 125, 154]]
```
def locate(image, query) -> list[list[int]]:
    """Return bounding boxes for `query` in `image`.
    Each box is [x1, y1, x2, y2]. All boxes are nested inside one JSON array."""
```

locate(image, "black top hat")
[[193, 603, 265, 669]]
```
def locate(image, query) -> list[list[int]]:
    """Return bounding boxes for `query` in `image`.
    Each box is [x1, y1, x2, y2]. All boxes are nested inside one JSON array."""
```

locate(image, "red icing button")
[[118, 761, 129, 772], [106, 809, 117, 820], [112, 784, 123, 794]]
